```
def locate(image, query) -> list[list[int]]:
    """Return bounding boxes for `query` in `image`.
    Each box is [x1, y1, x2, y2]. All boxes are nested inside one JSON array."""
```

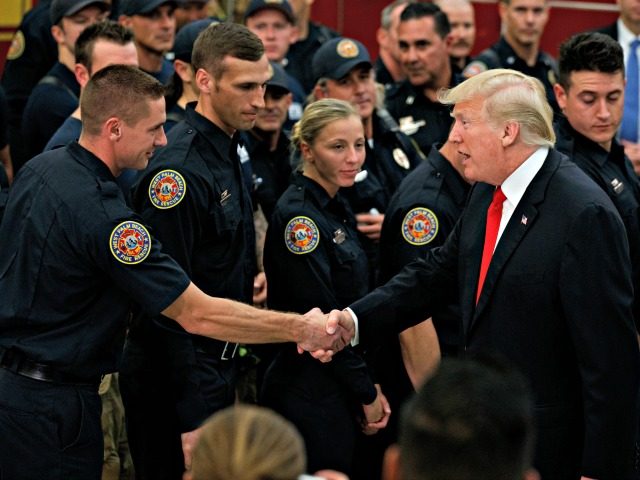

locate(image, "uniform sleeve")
[[352, 216, 461, 348], [559, 203, 640, 478], [84, 186, 191, 316]]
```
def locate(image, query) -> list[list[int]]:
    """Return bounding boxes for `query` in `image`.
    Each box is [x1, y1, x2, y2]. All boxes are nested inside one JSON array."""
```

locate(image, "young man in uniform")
[[0, 64, 349, 480], [121, 22, 278, 479], [20, 0, 110, 163], [553, 32, 640, 331], [244, 0, 305, 129], [463, 0, 558, 110], [118, 0, 177, 83]]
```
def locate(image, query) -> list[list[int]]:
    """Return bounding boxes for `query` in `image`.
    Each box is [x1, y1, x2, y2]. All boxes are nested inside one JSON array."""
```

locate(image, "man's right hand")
[[296, 308, 355, 362]]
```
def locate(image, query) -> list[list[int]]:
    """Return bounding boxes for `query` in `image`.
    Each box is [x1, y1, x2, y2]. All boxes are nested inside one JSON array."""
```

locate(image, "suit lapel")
[[470, 151, 562, 327]]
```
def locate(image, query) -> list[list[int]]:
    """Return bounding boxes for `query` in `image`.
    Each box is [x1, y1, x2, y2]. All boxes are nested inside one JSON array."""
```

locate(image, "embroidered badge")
[[7, 31, 25, 61], [402, 208, 438, 245], [285, 216, 320, 254], [110, 221, 152, 264], [149, 170, 186, 209], [462, 61, 487, 79]]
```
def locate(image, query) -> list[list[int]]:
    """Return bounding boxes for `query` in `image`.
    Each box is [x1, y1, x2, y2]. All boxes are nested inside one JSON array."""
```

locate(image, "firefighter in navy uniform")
[[1, 0, 57, 173], [384, 3, 462, 156], [462, 0, 558, 111], [553, 32, 640, 332], [310, 37, 422, 287], [121, 23, 271, 480], [261, 99, 391, 476]]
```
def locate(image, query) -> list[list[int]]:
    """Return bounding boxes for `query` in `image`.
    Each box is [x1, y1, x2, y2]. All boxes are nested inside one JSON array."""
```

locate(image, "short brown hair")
[[191, 22, 264, 81], [81, 64, 165, 135], [75, 20, 134, 73]]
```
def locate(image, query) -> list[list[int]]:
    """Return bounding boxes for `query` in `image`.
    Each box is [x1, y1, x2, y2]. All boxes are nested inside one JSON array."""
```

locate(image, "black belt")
[[0, 347, 101, 388]]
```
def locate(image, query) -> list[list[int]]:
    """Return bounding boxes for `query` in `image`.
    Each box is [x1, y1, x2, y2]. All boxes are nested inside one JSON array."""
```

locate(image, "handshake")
[[296, 308, 356, 362]]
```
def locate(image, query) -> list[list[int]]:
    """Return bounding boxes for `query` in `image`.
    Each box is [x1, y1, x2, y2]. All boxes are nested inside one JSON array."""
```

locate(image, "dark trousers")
[[0, 368, 102, 480], [120, 331, 237, 480]]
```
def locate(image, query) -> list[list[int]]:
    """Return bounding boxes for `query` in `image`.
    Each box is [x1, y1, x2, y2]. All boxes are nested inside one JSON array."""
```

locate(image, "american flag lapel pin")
[[521, 215, 528, 225]]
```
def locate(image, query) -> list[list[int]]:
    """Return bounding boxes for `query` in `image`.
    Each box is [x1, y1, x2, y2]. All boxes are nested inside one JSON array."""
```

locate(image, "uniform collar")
[[496, 36, 547, 68], [185, 102, 236, 164], [555, 115, 610, 167], [67, 141, 117, 182]]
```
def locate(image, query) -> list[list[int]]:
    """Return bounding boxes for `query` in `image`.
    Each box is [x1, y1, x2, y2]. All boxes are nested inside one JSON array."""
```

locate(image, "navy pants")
[[0, 368, 102, 479]]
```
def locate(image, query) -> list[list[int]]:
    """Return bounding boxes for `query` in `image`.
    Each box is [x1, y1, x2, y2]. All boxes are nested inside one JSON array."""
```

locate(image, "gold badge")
[[7, 31, 25, 61], [336, 39, 359, 59], [393, 148, 410, 170]]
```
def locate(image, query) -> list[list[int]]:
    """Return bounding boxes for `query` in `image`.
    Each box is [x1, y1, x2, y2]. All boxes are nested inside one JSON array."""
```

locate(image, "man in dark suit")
[[596, 0, 640, 175], [330, 68, 640, 479]]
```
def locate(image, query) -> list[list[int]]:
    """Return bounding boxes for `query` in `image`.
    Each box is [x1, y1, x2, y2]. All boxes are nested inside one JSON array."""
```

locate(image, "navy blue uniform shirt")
[[0, 142, 190, 379], [21, 62, 80, 161], [264, 173, 376, 403]]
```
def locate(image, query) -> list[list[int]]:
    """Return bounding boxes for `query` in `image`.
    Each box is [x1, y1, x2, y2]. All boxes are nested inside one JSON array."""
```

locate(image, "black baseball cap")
[[171, 17, 218, 62], [312, 37, 372, 83], [243, 0, 295, 24], [50, 0, 110, 25], [266, 61, 291, 93], [119, 0, 178, 16]]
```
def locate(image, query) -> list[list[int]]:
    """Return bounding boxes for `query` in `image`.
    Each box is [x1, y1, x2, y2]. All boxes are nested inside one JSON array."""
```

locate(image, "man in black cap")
[[164, 17, 218, 131], [175, 0, 211, 31], [20, 0, 110, 164], [118, 0, 178, 83], [241, 61, 293, 225], [244, 0, 305, 130]]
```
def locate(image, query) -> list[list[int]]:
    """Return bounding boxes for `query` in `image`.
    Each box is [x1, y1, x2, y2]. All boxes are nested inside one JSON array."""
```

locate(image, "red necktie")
[[476, 187, 506, 304]]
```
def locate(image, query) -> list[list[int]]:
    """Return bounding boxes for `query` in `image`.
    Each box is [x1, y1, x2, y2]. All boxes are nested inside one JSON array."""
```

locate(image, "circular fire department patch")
[[110, 221, 152, 264], [401, 207, 438, 245], [284, 216, 320, 254], [148, 170, 186, 209]]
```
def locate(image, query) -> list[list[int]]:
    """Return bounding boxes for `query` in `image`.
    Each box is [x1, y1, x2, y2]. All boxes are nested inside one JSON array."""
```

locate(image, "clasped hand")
[[296, 308, 355, 362]]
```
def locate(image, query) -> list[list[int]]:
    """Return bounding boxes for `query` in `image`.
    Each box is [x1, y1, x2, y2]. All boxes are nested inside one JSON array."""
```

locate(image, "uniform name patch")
[[402, 208, 438, 245], [110, 221, 152, 264], [285, 216, 319, 254], [149, 170, 186, 209]]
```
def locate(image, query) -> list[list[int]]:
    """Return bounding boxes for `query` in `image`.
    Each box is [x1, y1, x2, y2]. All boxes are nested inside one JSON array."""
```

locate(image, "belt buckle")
[[220, 342, 238, 360]]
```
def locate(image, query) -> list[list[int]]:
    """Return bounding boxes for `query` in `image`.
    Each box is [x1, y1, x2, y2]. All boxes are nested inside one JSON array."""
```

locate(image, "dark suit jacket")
[[351, 149, 640, 479]]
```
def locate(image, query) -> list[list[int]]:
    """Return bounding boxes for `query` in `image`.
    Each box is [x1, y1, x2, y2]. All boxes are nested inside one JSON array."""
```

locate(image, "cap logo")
[[336, 39, 359, 59]]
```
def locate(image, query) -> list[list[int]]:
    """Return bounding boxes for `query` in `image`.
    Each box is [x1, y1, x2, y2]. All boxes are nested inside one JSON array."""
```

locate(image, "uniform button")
[[435, 172, 441, 178]]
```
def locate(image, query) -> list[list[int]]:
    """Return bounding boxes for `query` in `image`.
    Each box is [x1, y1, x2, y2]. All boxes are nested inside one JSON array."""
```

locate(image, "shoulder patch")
[[110, 221, 152, 264], [7, 31, 25, 61], [402, 208, 438, 246], [148, 169, 186, 209], [284, 216, 320, 254], [462, 61, 487, 79]]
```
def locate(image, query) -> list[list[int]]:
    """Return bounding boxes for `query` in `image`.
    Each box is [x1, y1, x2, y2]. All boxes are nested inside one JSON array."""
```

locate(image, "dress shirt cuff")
[[345, 307, 359, 346]]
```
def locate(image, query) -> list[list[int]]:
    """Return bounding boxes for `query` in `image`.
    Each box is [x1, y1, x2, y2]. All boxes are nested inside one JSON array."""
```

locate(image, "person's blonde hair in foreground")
[[187, 405, 306, 480]]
